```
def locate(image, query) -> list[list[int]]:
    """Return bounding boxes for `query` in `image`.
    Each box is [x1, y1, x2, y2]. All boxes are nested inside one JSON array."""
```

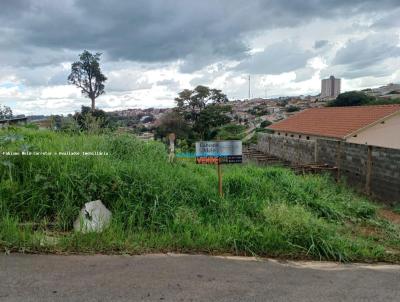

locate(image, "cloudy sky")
[[1, 0, 400, 115]]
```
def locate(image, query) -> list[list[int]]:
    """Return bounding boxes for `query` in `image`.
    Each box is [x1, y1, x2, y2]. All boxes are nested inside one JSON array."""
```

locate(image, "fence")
[[257, 134, 400, 205]]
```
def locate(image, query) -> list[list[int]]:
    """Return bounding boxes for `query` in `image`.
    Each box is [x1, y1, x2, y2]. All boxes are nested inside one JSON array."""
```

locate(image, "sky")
[[0, 0, 400, 115]]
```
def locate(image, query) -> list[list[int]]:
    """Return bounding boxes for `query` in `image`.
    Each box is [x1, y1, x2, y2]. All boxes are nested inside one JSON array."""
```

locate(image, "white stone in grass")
[[73, 200, 112, 233]]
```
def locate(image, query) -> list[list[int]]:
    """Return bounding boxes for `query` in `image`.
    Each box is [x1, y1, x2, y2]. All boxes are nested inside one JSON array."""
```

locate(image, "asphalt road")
[[1, 253, 399, 302]]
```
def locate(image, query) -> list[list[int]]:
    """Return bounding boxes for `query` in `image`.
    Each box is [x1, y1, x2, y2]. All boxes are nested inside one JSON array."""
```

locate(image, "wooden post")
[[314, 140, 318, 164], [336, 141, 342, 182], [365, 145, 373, 195], [168, 133, 176, 163], [217, 162, 223, 198]]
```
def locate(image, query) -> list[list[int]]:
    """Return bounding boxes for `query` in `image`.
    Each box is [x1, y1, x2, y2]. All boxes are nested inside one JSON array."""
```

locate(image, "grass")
[[0, 127, 399, 262]]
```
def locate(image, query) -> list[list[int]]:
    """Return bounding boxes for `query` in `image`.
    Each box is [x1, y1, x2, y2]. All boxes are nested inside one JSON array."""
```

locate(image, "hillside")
[[0, 128, 399, 262]]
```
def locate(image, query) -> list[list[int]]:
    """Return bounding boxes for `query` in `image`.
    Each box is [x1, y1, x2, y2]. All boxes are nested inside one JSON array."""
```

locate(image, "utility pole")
[[248, 75, 251, 100]]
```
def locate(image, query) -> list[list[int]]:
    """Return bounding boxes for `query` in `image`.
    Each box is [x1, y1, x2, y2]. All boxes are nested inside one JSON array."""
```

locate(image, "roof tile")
[[268, 104, 400, 138]]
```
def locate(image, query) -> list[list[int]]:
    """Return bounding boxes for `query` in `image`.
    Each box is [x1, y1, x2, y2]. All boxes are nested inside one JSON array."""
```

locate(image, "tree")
[[175, 85, 228, 122], [285, 105, 300, 112], [154, 110, 191, 140], [68, 50, 107, 110], [328, 91, 375, 107], [73, 106, 109, 131], [193, 104, 232, 139], [0, 105, 13, 120]]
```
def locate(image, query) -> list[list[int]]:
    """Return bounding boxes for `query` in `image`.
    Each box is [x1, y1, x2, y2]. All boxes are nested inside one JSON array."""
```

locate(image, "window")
[[306, 136, 310, 140], [299, 135, 302, 138]]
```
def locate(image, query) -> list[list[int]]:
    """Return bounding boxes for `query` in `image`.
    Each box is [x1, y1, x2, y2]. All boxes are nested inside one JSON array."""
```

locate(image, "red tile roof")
[[269, 105, 400, 139]]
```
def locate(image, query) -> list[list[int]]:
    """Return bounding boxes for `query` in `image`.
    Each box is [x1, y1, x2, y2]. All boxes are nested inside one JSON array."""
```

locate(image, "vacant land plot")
[[0, 128, 399, 262]]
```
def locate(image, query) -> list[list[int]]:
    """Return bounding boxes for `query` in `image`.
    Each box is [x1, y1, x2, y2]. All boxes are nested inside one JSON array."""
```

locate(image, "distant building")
[[0, 117, 28, 128], [365, 83, 400, 99], [268, 104, 400, 149], [321, 75, 341, 99]]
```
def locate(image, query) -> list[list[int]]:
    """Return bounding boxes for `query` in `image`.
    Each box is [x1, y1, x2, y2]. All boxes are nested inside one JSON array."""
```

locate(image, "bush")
[[286, 106, 300, 112], [260, 120, 272, 128], [216, 124, 246, 140]]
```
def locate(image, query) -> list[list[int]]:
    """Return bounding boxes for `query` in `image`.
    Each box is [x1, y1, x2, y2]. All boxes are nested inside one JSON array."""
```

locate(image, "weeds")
[[0, 128, 399, 262]]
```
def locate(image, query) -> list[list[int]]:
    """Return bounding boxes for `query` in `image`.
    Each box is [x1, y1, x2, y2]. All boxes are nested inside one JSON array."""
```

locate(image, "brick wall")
[[257, 134, 400, 205]]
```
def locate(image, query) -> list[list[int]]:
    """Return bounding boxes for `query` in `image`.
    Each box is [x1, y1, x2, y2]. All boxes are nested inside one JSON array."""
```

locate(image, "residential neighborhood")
[[1, 1, 400, 302]]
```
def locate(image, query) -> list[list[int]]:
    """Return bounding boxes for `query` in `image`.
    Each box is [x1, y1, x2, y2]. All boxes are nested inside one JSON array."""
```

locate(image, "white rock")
[[73, 200, 112, 233]]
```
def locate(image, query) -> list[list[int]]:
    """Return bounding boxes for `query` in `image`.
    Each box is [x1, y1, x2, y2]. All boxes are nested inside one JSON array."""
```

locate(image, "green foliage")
[[175, 85, 229, 123], [154, 110, 191, 140], [0, 105, 13, 120], [260, 120, 272, 128], [73, 106, 110, 133], [60, 116, 80, 133], [68, 50, 107, 110], [243, 133, 258, 146], [328, 91, 400, 107], [286, 105, 300, 112], [366, 98, 400, 106], [247, 105, 270, 116], [328, 91, 376, 107], [194, 104, 232, 139], [216, 124, 246, 140], [156, 87, 231, 143], [23, 123, 39, 130], [0, 128, 399, 261]]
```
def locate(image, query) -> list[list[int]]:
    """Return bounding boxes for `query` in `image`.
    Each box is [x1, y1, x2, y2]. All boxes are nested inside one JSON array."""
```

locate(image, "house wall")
[[346, 113, 400, 149], [272, 131, 320, 141]]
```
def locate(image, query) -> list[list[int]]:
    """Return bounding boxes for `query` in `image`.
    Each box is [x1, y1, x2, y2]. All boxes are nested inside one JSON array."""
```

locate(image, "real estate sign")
[[195, 141, 242, 164]]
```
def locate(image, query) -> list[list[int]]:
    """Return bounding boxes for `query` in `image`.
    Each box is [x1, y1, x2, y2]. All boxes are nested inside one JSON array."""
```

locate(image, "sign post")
[[168, 133, 176, 163], [195, 140, 242, 198], [217, 162, 223, 197]]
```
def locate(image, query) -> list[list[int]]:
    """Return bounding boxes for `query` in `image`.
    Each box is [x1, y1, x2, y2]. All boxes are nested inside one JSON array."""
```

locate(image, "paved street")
[[1, 253, 399, 302]]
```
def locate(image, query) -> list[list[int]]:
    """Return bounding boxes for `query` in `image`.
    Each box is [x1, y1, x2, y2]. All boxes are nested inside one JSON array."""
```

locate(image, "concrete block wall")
[[369, 146, 400, 203], [257, 134, 400, 205], [257, 134, 316, 164], [316, 140, 369, 189]]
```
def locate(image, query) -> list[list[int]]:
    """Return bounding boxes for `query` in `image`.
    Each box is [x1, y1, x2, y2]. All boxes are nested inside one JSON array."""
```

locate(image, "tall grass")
[[0, 127, 399, 261]]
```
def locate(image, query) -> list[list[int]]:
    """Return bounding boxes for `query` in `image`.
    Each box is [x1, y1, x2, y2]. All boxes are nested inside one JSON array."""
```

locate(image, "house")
[[268, 104, 400, 149]]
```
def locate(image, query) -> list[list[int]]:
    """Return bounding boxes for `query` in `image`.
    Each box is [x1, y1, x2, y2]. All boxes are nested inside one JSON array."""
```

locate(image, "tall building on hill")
[[321, 75, 341, 99]]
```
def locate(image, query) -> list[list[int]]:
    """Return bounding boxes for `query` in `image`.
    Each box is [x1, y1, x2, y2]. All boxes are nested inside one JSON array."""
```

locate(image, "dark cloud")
[[322, 32, 400, 80], [321, 63, 395, 80], [236, 41, 314, 75], [294, 67, 317, 82], [156, 79, 180, 90], [1, 0, 399, 71], [371, 8, 400, 29], [332, 33, 400, 74], [314, 40, 329, 49]]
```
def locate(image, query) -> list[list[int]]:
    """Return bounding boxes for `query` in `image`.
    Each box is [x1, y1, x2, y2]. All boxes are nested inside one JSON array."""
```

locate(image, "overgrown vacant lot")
[[1, 128, 399, 262]]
